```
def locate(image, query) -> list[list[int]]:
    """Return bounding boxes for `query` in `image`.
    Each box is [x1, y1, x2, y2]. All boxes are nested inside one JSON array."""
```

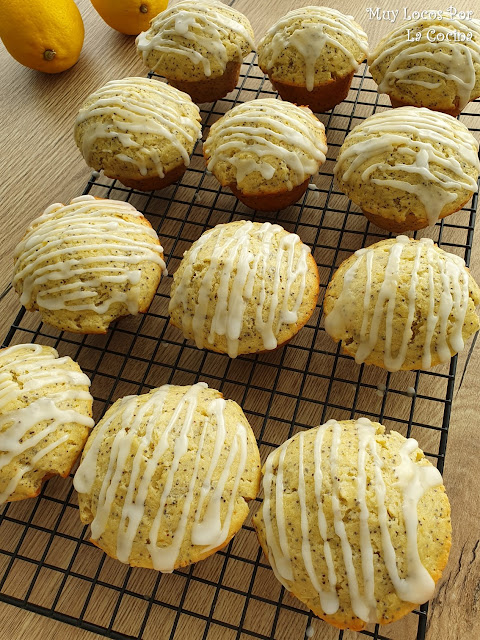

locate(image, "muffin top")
[[203, 99, 327, 195], [258, 6, 368, 90], [253, 418, 451, 630], [324, 236, 480, 371], [169, 220, 319, 358], [369, 15, 480, 113], [0, 343, 94, 504], [74, 77, 201, 181], [136, 0, 254, 81], [334, 107, 479, 227], [13, 196, 166, 333], [74, 382, 261, 571]]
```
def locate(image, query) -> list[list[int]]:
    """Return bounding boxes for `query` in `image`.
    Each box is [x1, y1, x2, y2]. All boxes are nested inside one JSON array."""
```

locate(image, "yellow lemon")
[[90, 0, 169, 36], [0, 0, 84, 73]]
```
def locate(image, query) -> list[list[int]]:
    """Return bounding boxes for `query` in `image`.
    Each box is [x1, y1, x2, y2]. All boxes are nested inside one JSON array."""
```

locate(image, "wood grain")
[[0, 1, 479, 639]]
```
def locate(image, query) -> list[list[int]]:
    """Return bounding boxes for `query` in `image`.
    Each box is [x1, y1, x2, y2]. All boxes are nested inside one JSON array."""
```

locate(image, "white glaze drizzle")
[[369, 16, 480, 110], [313, 424, 338, 613], [136, 0, 253, 76], [260, 417, 444, 622], [388, 438, 443, 601], [75, 77, 201, 178], [169, 221, 311, 358], [334, 107, 479, 225], [261, 439, 294, 585], [259, 7, 368, 91], [204, 98, 327, 191], [13, 195, 167, 317], [299, 431, 338, 615], [74, 383, 249, 572], [325, 236, 471, 371], [329, 420, 372, 621], [0, 344, 94, 505]]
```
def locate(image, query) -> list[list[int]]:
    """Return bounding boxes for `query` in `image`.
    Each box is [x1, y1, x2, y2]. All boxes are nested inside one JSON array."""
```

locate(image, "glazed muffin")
[[13, 196, 166, 334], [203, 98, 327, 211], [253, 418, 451, 630], [258, 7, 368, 112], [74, 382, 261, 571], [136, 0, 254, 103], [334, 107, 479, 232], [323, 236, 480, 372], [0, 344, 94, 505], [169, 221, 319, 358], [369, 14, 480, 116], [74, 77, 201, 191]]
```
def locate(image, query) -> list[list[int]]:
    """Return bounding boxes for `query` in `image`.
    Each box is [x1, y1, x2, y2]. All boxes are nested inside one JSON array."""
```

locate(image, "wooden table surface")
[[1, 1, 479, 639]]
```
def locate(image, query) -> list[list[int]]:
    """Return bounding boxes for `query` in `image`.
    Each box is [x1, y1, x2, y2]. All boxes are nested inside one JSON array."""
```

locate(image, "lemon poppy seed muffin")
[[334, 107, 480, 232], [13, 196, 166, 334], [258, 7, 368, 112], [169, 221, 319, 358], [253, 418, 451, 630], [203, 98, 327, 211], [0, 344, 94, 505], [323, 236, 480, 372], [369, 15, 480, 116], [136, 0, 254, 103], [74, 77, 201, 191], [74, 382, 261, 571]]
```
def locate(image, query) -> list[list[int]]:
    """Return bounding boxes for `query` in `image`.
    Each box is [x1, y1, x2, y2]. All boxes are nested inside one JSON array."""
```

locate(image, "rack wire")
[[1, 54, 479, 640]]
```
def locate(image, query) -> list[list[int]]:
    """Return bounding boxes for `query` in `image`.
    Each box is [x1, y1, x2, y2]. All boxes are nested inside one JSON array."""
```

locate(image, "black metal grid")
[[1, 54, 479, 640]]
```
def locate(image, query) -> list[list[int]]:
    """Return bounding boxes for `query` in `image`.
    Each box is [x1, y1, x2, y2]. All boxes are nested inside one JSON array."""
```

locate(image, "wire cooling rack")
[[1, 54, 479, 640]]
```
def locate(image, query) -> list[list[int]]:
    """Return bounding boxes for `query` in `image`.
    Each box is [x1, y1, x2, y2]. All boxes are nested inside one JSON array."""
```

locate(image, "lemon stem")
[[43, 50, 56, 61], [140, 4, 148, 13]]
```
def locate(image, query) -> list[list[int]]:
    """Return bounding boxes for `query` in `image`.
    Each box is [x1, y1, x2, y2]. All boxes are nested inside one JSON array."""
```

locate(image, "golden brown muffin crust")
[[74, 383, 261, 571], [0, 343, 94, 505], [169, 220, 320, 357], [334, 107, 479, 231], [253, 418, 451, 630], [13, 196, 166, 334], [369, 15, 480, 115], [74, 77, 201, 188], [323, 236, 480, 371]]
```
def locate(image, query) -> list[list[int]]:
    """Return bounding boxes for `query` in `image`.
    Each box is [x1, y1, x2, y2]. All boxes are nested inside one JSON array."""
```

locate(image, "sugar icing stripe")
[[262, 439, 293, 585], [298, 431, 338, 615]]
